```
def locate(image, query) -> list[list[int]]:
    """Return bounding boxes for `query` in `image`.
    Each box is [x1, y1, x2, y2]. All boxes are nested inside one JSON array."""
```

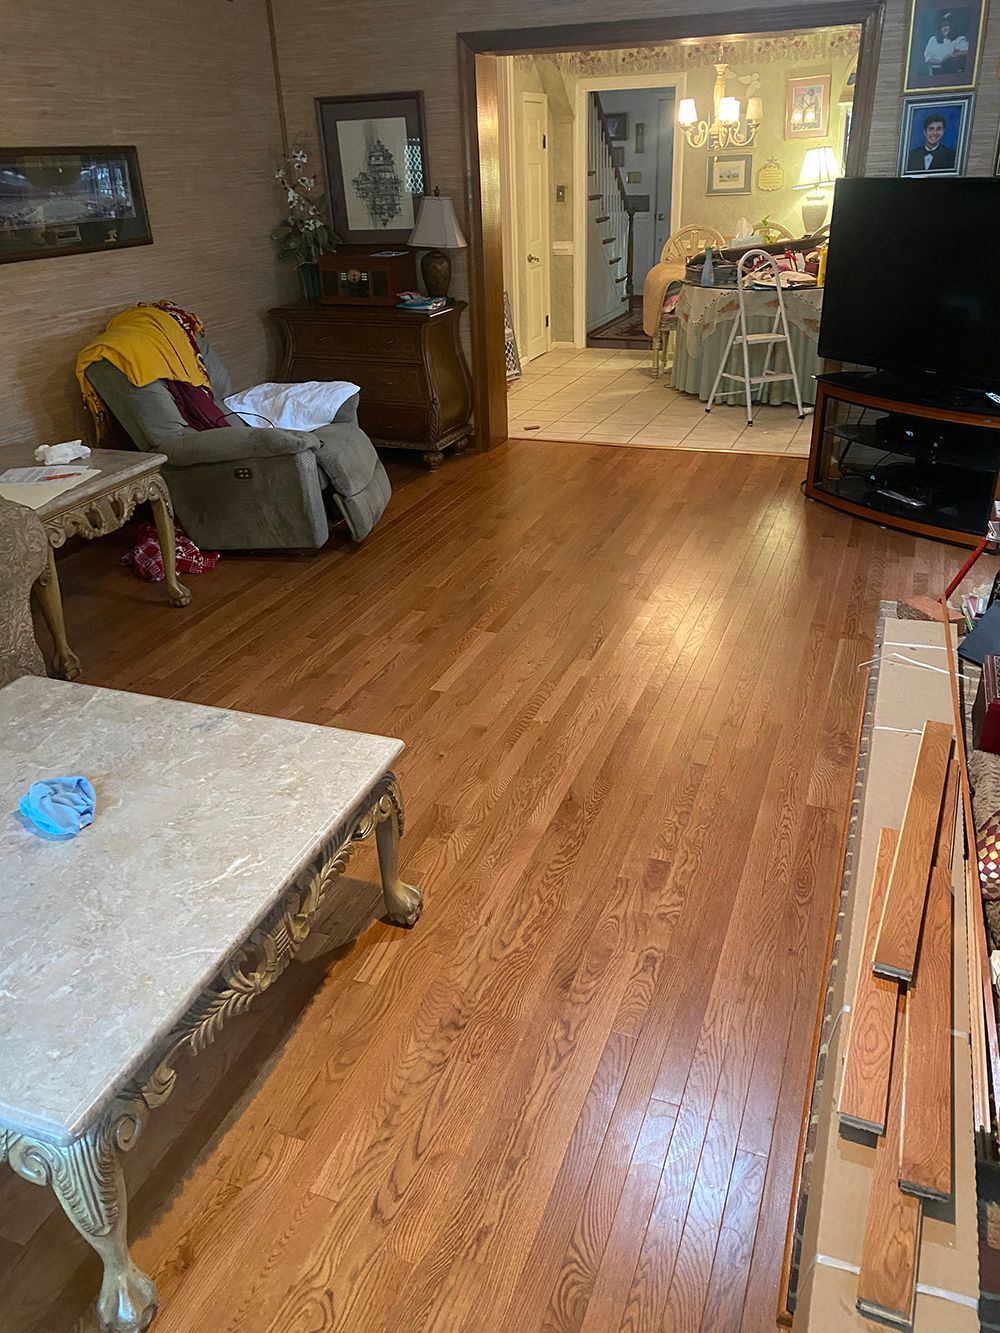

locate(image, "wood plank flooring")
[[0, 441, 967, 1333]]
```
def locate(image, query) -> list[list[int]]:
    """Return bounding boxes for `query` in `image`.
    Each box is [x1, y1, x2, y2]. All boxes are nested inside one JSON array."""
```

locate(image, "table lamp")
[[795, 146, 840, 234], [409, 188, 467, 298]]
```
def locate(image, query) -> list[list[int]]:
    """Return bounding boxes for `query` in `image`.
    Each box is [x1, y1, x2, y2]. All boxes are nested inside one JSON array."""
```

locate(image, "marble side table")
[[0, 677, 423, 1332], [0, 445, 192, 681]]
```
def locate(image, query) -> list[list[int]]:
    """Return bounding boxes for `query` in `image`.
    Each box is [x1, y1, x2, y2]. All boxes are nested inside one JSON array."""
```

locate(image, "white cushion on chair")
[[224, 380, 360, 431]]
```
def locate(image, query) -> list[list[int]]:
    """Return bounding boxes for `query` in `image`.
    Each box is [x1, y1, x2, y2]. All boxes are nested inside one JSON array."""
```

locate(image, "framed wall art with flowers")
[[316, 91, 428, 245]]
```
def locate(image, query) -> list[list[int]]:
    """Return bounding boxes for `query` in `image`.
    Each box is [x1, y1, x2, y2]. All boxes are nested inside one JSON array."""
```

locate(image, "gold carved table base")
[[35, 471, 191, 681], [0, 772, 420, 1332]]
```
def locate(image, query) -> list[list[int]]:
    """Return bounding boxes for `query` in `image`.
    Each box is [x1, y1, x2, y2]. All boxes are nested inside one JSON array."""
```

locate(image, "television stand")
[[805, 372, 1000, 547]]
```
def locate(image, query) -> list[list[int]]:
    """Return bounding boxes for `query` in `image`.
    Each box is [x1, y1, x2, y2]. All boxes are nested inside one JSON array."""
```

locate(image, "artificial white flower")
[[297, 175, 315, 189], [291, 148, 307, 167]]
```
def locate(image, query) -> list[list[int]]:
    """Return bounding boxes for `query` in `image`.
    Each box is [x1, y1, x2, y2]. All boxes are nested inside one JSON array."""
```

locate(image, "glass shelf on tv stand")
[[812, 398, 1000, 537]]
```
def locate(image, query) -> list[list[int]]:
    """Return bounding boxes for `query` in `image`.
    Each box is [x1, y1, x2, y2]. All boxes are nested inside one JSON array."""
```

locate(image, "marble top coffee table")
[[0, 676, 422, 1332]]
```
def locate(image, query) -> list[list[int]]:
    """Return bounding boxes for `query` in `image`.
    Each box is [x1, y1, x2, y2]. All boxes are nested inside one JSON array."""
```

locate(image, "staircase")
[[586, 93, 636, 333]]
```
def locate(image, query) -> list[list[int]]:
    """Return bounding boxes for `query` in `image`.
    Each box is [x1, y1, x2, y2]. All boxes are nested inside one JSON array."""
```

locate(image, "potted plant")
[[272, 146, 335, 301]]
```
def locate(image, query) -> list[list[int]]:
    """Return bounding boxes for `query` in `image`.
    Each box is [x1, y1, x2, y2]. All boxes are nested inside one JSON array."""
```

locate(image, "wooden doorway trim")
[[457, 1, 886, 452]]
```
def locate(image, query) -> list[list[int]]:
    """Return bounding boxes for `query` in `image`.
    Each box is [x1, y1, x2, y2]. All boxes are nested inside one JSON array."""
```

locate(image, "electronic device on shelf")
[[819, 177, 1000, 399], [318, 246, 417, 305]]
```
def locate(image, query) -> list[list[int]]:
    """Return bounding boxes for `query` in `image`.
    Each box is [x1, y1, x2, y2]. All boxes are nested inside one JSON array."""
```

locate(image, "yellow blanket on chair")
[[75, 305, 210, 440]]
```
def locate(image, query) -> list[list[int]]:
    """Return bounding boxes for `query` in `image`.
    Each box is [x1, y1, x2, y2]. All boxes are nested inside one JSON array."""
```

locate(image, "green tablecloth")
[[671, 284, 823, 406]]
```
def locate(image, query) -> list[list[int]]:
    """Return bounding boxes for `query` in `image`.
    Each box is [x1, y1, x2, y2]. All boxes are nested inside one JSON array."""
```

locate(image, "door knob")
[[655, 213, 665, 220], [527, 253, 540, 264]]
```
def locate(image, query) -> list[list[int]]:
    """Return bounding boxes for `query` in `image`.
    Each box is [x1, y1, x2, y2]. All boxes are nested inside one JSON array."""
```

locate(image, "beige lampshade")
[[717, 96, 741, 126], [795, 146, 840, 190], [677, 97, 698, 127], [409, 193, 467, 250], [746, 96, 763, 124]]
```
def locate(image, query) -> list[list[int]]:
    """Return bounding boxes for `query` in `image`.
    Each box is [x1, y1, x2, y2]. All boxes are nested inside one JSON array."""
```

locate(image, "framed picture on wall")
[[604, 112, 629, 141], [0, 145, 151, 264], [785, 76, 831, 138], [706, 153, 753, 195], [904, 0, 986, 93], [897, 92, 973, 175], [316, 91, 428, 245]]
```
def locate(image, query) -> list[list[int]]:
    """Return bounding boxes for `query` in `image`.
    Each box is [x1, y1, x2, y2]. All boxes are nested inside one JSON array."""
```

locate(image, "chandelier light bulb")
[[718, 96, 741, 126]]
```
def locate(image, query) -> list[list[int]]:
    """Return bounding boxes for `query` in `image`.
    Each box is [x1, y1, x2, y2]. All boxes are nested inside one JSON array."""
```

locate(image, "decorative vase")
[[298, 261, 321, 303], [420, 249, 452, 299]]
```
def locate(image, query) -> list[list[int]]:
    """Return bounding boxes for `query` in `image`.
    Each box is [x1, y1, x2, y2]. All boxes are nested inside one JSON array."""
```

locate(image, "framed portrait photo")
[[904, 0, 986, 93], [316, 91, 428, 245], [706, 153, 753, 195], [785, 76, 831, 138], [604, 112, 629, 141], [897, 92, 973, 176], [0, 145, 151, 264]]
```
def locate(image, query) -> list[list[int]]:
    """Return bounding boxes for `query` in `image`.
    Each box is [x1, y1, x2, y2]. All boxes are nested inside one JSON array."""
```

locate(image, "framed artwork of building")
[[316, 91, 428, 245]]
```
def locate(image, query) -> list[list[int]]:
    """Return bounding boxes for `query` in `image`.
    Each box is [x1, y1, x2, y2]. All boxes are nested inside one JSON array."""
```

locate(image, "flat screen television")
[[818, 177, 1000, 393]]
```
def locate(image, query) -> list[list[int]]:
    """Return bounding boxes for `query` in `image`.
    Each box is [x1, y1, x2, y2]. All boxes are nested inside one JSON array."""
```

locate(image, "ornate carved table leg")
[[148, 479, 191, 608], [34, 545, 81, 680], [3, 1111, 158, 1333], [373, 775, 423, 927], [421, 449, 444, 471]]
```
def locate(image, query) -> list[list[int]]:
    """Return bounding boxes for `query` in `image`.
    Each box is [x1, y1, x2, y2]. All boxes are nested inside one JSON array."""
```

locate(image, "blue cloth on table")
[[19, 776, 96, 838]]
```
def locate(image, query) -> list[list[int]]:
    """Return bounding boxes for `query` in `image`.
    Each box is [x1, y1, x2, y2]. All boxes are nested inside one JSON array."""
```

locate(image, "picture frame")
[[611, 146, 625, 169], [896, 92, 973, 176], [904, 0, 986, 93], [0, 145, 151, 264], [635, 122, 645, 154], [316, 91, 428, 246], [785, 76, 831, 139], [604, 112, 629, 141], [706, 153, 753, 195]]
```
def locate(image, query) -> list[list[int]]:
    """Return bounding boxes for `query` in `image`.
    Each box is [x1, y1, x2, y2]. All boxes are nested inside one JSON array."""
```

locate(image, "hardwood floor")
[[0, 441, 966, 1333]]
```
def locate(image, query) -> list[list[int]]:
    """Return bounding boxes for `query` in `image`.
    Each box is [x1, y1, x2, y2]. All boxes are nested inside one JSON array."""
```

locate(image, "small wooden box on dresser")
[[270, 301, 473, 469]]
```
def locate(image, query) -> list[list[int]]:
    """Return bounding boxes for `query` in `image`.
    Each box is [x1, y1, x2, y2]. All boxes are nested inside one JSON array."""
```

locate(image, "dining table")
[[671, 282, 825, 406]]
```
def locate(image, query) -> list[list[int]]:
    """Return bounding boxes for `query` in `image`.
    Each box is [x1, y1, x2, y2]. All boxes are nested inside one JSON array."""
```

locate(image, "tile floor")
[[507, 347, 811, 457]]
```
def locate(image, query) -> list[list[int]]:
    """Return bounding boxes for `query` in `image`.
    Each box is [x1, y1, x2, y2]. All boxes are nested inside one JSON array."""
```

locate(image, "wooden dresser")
[[270, 301, 473, 469]]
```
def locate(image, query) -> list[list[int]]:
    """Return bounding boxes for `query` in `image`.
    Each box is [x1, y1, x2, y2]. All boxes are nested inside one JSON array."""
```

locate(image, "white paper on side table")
[[0, 466, 100, 508]]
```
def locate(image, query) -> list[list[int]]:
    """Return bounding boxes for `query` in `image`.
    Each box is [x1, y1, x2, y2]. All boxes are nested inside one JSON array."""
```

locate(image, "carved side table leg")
[[421, 450, 444, 471], [7, 1120, 158, 1333], [374, 778, 423, 927], [149, 483, 191, 608], [34, 545, 81, 680]]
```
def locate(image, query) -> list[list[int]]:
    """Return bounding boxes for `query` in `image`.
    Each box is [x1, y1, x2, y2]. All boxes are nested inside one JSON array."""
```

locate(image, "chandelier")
[[677, 64, 762, 150]]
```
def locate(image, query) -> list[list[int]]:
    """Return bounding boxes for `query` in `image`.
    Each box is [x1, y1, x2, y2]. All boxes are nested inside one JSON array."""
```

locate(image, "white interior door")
[[520, 92, 550, 363], [653, 94, 676, 263]]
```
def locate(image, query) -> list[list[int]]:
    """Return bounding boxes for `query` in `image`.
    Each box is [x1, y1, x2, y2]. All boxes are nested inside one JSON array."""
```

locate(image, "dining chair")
[[651, 224, 726, 377]]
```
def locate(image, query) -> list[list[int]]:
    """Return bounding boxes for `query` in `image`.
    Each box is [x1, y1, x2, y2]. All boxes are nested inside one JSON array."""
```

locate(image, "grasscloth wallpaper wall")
[[0, 0, 294, 447], [5, 0, 1000, 449], [271, 0, 1000, 314]]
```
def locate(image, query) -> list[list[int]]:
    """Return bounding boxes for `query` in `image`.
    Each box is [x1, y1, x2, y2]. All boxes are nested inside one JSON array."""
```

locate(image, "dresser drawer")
[[285, 317, 419, 363], [288, 357, 424, 403], [361, 402, 430, 443]]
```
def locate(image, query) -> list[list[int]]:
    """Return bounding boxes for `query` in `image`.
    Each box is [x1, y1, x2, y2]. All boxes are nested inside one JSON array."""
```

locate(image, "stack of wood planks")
[[838, 720, 958, 1329]]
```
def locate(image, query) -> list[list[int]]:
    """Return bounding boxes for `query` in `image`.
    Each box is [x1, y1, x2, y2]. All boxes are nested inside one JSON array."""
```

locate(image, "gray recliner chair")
[[85, 335, 391, 550]]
